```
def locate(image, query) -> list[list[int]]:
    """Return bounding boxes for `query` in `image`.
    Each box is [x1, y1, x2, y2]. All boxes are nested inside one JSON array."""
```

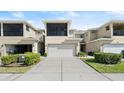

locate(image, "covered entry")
[[48, 44, 76, 57]]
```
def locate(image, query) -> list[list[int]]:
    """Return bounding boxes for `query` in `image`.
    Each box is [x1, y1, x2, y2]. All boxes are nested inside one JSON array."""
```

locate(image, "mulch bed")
[[1, 63, 27, 67]]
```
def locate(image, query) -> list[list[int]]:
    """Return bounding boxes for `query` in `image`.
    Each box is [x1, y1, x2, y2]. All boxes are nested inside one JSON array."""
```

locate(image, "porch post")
[[32, 42, 38, 53], [76, 42, 80, 55], [1, 44, 6, 56], [110, 23, 113, 37], [1, 23, 3, 36]]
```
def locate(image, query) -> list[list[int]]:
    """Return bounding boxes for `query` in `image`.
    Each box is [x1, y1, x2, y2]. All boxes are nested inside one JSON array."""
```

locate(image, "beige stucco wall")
[[111, 36, 124, 43], [23, 24, 36, 38], [45, 36, 68, 44], [90, 32, 97, 41], [97, 24, 112, 38], [0, 37, 24, 44], [35, 32, 43, 40], [45, 36, 68, 52], [86, 40, 112, 52], [84, 32, 91, 42]]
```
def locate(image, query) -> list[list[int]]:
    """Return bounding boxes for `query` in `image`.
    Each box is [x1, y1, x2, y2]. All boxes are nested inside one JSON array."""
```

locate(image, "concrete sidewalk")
[[14, 57, 110, 81]]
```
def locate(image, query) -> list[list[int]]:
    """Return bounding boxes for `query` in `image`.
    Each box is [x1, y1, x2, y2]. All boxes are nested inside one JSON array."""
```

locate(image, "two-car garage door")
[[48, 44, 76, 57]]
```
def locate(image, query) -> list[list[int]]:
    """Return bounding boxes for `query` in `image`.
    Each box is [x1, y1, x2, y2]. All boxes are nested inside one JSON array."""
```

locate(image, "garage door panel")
[[102, 44, 124, 53], [48, 44, 75, 57]]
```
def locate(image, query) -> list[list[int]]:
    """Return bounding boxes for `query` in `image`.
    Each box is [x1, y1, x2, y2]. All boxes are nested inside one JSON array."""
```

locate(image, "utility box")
[[18, 55, 25, 63]]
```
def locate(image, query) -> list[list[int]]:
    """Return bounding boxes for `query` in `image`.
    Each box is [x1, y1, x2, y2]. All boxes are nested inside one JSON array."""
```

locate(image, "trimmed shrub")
[[24, 52, 33, 54], [1, 55, 18, 65], [94, 53, 122, 64], [43, 53, 47, 57], [78, 52, 87, 57], [24, 52, 41, 65], [87, 51, 94, 56]]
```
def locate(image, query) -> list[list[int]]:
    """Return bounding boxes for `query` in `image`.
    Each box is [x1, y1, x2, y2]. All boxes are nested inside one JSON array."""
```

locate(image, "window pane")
[[3, 24, 23, 36], [47, 23, 67, 36], [113, 30, 124, 36]]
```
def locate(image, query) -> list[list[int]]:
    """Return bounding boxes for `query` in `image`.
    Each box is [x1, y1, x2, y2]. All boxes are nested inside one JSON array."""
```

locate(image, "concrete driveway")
[[14, 57, 111, 81]]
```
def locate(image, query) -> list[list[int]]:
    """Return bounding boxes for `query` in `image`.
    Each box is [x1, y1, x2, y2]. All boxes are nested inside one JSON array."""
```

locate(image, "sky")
[[1, 11, 124, 30]]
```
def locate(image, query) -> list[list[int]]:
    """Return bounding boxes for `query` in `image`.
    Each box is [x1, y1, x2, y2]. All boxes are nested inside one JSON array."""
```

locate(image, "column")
[[32, 42, 38, 53], [76, 43, 80, 55], [110, 23, 113, 37], [1, 23, 3, 36]]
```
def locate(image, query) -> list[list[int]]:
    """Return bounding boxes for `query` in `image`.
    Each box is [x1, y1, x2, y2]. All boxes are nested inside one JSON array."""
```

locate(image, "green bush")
[[87, 51, 94, 56], [121, 50, 124, 58], [94, 53, 122, 64], [24, 52, 33, 54], [24, 52, 41, 65], [78, 52, 87, 57], [43, 53, 47, 57], [1, 55, 18, 65]]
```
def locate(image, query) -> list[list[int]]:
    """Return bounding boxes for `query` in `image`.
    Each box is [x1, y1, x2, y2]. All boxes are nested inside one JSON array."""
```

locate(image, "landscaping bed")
[[0, 52, 41, 73], [80, 52, 124, 73]]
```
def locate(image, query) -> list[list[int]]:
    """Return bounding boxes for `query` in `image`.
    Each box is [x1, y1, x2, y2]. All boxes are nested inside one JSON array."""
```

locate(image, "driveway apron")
[[15, 57, 110, 81]]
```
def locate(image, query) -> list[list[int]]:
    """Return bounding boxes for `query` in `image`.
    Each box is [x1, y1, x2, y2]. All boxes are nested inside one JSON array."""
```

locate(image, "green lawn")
[[81, 58, 124, 73], [0, 66, 33, 73]]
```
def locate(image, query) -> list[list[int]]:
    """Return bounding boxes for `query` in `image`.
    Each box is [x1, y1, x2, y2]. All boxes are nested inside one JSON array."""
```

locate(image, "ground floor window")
[[6, 44, 32, 54]]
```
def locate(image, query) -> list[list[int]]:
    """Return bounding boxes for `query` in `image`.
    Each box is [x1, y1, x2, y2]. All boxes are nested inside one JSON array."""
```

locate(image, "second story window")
[[3, 24, 23, 36], [47, 23, 67, 36], [26, 25, 30, 31], [113, 30, 124, 36], [113, 24, 124, 36]]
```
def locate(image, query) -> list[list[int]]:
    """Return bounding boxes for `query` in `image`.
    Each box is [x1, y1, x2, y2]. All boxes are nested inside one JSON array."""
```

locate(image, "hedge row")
[[94, 53, 122, 64], [1, 52, 41, 66]]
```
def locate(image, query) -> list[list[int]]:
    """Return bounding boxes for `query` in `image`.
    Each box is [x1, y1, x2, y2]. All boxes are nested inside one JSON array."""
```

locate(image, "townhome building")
[[83, 20, 124, 54], [0, 20, 45, 56], [43, 20, 82, 57], [1, 19, 124, 57]]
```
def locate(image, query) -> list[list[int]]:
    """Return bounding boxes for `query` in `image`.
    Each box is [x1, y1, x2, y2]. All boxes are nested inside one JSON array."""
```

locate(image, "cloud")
[[56, 17, 69, 20], [0, 17, 18, 20], [11, 11, 24, 18], [66, 11, 79, 17], [107, 11, 124, 17]]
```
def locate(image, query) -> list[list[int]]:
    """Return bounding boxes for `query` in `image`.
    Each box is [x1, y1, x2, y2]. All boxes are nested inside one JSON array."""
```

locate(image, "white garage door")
[[102, 44, 124, 53], [48, 44, 76, 57]]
